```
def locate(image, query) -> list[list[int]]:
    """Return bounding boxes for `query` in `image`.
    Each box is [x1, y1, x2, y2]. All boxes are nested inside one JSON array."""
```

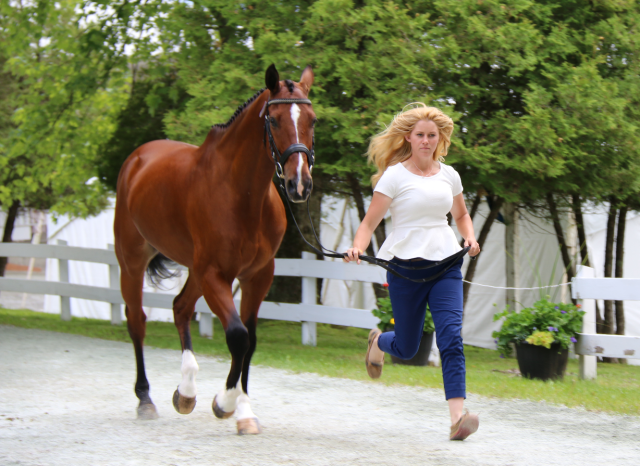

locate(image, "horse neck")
[[201, 92, 275, 204]]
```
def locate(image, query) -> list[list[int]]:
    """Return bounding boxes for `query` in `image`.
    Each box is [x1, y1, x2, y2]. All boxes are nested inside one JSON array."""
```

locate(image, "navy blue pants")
[[377, 257, 466, 400]]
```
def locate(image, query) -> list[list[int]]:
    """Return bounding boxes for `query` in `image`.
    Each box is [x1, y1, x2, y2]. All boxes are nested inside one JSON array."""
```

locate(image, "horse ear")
[[265, 64, 280, 93], [299, 66, 314, 95]]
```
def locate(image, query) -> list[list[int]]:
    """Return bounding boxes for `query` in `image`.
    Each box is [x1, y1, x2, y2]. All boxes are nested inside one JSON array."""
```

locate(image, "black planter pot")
[[391, 332, 434, 367], [515, 342, 569, 381]]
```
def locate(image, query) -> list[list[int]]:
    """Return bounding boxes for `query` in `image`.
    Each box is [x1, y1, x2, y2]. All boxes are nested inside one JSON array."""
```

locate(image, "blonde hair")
[[367, 103, 454, 187]]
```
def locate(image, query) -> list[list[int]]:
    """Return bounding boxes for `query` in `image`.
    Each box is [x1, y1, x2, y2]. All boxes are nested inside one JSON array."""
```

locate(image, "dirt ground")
[[1, 325, 639, 466]]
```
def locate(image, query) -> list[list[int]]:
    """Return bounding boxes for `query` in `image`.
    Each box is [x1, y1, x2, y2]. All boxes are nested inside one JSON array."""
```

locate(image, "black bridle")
[[263, 98, 315, 179], [263, 97, 473, 284]]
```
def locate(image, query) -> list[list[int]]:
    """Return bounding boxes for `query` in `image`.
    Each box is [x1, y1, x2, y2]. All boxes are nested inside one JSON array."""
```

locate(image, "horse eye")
[[312, 118, 318, 127], [269, 117, 277, 127]]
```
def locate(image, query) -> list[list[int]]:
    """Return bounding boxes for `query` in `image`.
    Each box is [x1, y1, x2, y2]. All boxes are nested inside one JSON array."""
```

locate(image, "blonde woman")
[[344, 104, 480, 440]]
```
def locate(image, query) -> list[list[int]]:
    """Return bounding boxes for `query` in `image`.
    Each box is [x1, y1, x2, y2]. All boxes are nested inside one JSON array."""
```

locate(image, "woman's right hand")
[[344, 247, 363, 264]]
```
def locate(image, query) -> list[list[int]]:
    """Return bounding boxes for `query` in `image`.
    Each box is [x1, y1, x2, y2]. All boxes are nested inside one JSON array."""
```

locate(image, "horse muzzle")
[[285, 175, 313, 203]]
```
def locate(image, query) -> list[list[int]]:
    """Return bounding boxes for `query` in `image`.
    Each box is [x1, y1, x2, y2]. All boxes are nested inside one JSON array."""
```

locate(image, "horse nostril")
[[304, 179, 313, 198], [286, 179, 297, 196]]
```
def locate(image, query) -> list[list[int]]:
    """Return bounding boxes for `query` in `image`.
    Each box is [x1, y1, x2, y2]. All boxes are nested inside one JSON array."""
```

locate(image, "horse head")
[[264, 64, 315, 203]]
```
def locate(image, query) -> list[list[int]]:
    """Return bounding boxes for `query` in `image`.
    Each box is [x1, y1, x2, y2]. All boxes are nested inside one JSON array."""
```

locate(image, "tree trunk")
[[546, 194, 575, 298], [602, 201, 617, 341], [463, 195, 504, 309], [572, 195, 589, 266], [266, 180, 323, 304], [615, 203, 627, 363], [460, 192, 481, 247], [503, 202, 518, 311], [346, 174, 375, 257], [347, 174, 387, 299], [468, 192, 481, 222], [572, 194, 602, 328], [373, 218, 386, 257], [0, 200, 20, 277]]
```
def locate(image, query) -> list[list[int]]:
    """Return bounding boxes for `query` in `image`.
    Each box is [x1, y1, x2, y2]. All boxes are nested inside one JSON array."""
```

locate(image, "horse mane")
[[211, 88, 267, 130]]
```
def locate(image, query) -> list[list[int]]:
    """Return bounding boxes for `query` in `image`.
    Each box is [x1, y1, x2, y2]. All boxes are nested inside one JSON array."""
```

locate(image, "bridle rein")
[[262, 97, 473, 284]]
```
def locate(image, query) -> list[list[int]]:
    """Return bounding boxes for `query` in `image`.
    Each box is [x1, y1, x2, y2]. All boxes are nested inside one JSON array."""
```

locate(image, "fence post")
[[576, 265, 597, 380], [107, 244, 122, 326], [301, 251, 317, 346], [57, 239, 71, 321]]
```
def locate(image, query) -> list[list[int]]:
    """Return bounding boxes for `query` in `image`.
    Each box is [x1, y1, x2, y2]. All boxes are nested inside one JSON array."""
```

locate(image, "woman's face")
[[405, 119, 440, 160]]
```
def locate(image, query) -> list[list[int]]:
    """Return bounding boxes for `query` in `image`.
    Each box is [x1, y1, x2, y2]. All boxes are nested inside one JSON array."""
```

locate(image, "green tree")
[[0, 0, 133, 273], [409, 0, 640, 307]]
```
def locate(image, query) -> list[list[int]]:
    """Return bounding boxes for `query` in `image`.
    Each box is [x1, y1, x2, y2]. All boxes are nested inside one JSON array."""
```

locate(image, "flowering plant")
[[492, 299, 584, 357], [371, 283, 435, 333]]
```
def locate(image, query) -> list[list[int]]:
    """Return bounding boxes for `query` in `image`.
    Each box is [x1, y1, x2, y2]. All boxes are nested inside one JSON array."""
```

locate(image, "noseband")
[[263, 98, 315, 179]]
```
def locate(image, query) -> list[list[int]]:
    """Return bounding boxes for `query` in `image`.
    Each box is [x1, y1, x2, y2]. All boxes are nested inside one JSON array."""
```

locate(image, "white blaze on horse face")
[[216, 385, 243, 413], [178, 350, 199, 398], [290, 103, 305, 196], [291, 103, 301, 143]]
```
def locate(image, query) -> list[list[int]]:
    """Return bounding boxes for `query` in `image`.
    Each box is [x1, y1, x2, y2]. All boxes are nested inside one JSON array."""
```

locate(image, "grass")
[[2, 307, 639, 416]]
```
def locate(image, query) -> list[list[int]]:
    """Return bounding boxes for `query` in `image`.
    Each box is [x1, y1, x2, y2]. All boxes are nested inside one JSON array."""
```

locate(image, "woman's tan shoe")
[[366, 328, 384, 379], [450, 410, 479, 440]]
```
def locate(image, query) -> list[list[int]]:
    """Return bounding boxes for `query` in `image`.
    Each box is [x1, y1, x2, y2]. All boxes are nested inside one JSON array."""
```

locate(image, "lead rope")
[[275, 177, 470, 283], [263, 98, 472, 283]]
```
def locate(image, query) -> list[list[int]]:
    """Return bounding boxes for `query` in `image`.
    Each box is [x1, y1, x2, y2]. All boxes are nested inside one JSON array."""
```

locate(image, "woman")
[[344, 104, 480, 441]]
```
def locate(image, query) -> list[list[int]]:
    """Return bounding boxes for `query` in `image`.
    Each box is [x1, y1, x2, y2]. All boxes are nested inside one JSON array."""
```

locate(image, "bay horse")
[[114, 64, 315, 435]]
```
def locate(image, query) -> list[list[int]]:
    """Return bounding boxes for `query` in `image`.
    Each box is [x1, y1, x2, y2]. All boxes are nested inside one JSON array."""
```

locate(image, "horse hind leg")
[[171, 272, 202, 415], [115, 198, 160, 419], [121, 269, 159, 420]]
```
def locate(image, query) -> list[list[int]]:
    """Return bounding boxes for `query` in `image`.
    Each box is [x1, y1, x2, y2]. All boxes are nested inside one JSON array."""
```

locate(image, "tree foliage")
[[2, 0, 640, 310]]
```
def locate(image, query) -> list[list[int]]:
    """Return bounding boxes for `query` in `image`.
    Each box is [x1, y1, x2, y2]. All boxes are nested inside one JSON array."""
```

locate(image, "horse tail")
[[146, 253, 181, 289]]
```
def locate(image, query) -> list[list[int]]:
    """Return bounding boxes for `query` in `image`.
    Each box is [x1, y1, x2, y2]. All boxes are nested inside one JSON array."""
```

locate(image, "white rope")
[[461, 281, 571, 290]]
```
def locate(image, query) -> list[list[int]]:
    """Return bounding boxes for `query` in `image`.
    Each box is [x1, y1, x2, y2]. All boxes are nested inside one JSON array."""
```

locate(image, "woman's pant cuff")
[[445, 390, 466, 400]]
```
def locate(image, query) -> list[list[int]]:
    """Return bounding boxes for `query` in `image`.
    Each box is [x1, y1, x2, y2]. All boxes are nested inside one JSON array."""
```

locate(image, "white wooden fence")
[[572, 265, 640, 379], [0, 243, 385, 345]]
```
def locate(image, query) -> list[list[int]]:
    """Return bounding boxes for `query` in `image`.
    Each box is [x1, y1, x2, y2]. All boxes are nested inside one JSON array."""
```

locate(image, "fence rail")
[[572, 265, 640, 380], [0, 243, 385, 345]]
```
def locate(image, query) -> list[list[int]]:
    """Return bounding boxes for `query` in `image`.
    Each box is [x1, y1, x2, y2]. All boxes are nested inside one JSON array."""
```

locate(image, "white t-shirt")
[[374, 161, 463, 261]]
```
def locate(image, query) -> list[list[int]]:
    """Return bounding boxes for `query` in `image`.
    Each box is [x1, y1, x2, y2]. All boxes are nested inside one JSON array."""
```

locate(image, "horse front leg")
[[171, 273, 202, 415], [235, 261, 276, 435], [199, 268, 254, 433]]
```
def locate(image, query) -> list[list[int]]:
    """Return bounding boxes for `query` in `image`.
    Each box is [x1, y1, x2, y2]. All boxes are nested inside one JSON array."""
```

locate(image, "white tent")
[[319, 196, 640, 365], [43, 200, 186, 322], [24, 195, 637, 365]]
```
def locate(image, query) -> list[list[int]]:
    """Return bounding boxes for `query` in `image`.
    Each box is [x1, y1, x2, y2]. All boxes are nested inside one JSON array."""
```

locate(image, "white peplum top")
[[374, 162, 463, 261]]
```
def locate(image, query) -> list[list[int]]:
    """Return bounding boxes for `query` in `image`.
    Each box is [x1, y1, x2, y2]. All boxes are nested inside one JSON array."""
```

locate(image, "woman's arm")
[[450, 193, 480, 257], [344, 192, 393, 264]]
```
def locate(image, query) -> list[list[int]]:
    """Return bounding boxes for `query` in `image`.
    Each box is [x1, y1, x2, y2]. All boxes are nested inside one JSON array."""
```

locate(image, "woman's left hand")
[[464, 237, 480, 257]]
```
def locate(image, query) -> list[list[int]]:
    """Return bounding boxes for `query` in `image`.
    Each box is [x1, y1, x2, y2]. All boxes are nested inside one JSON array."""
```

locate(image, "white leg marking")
[[235, 393, 257, 420], [290, 103, 305, 195], [216, 385, 243, 413], [178, 350, 199, 398]]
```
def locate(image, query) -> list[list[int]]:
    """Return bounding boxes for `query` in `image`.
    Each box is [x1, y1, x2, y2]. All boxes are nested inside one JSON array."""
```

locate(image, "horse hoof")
[[237, 417, 261, 435], [212, 394, 234, 419], [137, 403, 159, 420], [173, 389, 196, 415]]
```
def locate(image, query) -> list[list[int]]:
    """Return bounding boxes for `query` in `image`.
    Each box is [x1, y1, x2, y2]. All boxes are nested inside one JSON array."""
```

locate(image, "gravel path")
[[1, 326, 639, 466]]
